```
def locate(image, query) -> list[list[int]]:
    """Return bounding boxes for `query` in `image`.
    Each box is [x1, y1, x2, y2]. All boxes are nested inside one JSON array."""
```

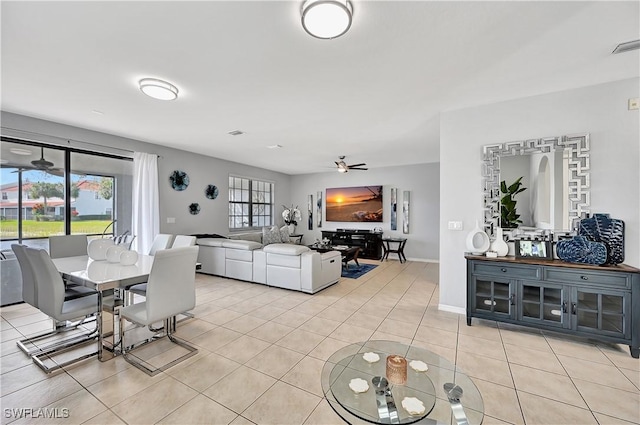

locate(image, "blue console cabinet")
[[466, 255, 640, 358]]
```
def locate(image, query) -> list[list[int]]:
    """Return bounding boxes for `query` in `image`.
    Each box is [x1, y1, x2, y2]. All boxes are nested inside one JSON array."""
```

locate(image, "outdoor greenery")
[[0, 219, 112, 239]]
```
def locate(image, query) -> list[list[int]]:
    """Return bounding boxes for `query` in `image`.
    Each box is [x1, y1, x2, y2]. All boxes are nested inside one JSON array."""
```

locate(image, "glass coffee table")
[[322, 341, 484, 424]]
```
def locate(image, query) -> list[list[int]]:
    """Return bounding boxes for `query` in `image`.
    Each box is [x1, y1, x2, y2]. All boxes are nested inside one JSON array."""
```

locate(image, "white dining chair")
[[148, 233, 174, 256], [119, 246, 199, 376], [23, 247, 100, 373], [49, 234, 88, 259], [12, 244, 98, 356], [171, 235, 196, 248]]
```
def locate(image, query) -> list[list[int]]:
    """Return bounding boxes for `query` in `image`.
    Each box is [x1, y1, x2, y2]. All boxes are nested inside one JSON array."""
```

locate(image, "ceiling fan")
[[335, 156, 368, 173], [5, 147, 64, 176]]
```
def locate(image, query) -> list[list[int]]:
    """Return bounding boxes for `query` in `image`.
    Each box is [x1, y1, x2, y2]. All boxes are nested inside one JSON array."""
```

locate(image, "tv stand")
[[321, 229, 383, 260]]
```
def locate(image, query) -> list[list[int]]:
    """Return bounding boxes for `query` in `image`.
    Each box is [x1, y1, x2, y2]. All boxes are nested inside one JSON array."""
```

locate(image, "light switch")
[[167, 217, 176, 224], [448, 221, 463, 231], [629, 98, 639, 110]]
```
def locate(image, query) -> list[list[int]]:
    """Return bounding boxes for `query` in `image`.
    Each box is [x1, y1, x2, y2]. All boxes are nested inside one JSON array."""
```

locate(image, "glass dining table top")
[[321, 340, 484, 425]]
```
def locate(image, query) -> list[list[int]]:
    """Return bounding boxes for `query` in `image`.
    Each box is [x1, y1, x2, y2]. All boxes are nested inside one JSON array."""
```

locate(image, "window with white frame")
[[228, 176, 273, 229]]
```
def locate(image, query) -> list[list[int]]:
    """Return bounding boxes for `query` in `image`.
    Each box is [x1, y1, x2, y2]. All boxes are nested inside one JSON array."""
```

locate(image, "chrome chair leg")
[[17, 315, 98, 356]]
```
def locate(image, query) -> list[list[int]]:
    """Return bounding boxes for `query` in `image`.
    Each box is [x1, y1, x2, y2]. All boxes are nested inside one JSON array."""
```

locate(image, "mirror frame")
[[482, 133, 590, 237]]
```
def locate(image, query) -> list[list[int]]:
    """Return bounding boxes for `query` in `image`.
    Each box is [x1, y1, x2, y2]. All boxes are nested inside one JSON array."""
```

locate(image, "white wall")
[[1, 112, 293, 236], [291, 163, 440, 261], [440, 78, 640, 312]]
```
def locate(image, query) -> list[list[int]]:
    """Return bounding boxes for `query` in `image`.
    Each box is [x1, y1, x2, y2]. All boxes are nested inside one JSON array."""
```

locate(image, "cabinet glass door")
[[473, 277, 513, 318], [573, 288, 631, 339], [518, 282, 565, 328]]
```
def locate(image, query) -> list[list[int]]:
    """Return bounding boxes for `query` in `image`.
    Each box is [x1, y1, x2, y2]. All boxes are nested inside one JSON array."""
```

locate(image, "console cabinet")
[[466, 255, 640, 358], [321, 229, 383, 260]]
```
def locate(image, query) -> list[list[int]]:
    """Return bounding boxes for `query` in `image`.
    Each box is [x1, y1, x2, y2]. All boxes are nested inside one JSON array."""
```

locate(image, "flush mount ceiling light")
[[301, 0, 353, 39], [612, 39, 640, 54], [138, 78, 179, 100]]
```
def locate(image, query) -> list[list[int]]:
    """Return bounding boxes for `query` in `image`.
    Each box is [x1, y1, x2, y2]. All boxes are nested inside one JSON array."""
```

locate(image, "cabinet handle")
[[580, 275, 589, 280], [509, 294, 516, 306], [501, 268, 507, 273], [571, 303, 577, 314], [562, 301, 567, 313]]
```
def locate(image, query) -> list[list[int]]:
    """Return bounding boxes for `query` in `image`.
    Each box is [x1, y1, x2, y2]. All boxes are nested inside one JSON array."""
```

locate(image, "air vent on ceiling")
[[612, 39, 640, 54], [228, 130, 244, 136]]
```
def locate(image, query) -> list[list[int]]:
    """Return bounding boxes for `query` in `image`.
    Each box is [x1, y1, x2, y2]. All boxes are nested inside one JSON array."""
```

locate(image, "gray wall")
[[439, 78, 640, 312], [291, 163, 440, 261], [1, 112, 292, 236]]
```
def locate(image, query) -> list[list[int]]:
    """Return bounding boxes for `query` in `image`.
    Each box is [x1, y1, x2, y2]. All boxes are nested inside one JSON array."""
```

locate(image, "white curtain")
[[132, 152, 159, 254]]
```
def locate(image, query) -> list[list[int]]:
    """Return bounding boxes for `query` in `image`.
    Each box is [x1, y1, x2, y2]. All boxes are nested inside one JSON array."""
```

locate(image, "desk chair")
[[12, 244, 98, 357], [23, 247, 100, 373], [119, 246, 199, 376], [342, 247, 361, 270]]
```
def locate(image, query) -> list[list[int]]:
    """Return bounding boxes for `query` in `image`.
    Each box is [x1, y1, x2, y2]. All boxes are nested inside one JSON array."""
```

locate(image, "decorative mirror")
[[482, 133, 590, 238]]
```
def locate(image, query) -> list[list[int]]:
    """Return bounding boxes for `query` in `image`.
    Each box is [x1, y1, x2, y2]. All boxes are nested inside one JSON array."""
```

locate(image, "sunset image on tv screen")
[[325, 185, 383, 222]]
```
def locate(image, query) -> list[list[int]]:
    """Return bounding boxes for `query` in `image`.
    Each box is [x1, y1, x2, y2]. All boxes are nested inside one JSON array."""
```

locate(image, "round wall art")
[[205, 184, 219, 199], [169, 170, 189, 191], [189, 203, 200, 215]]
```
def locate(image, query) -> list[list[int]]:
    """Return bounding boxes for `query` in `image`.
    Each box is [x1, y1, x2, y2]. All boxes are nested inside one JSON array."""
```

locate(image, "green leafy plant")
[[500, 177, 527, 228]]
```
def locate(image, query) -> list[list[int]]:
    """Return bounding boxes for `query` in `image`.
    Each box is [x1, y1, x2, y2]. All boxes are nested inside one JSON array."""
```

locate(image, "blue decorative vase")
[[556, 236, 608, 265], [578, 214, 625, 265]]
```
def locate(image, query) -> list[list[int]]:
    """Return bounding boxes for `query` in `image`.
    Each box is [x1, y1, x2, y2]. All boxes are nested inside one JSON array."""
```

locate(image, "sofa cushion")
[[226, 249, 254, 262], [263, 243, 310, 256], [222, 240, 262, 250], [279, 226, 290, 243], [228, 232, 262, 243], [197, 238, 227, 247], [262, 226, 282, 246]]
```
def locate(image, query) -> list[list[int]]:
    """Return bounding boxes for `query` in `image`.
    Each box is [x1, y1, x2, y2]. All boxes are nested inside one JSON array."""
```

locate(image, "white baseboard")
[[438, 304, 465, 315]]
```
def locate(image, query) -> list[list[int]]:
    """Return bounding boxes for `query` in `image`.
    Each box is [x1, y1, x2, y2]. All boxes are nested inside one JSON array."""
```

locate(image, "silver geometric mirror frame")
[[482, 133, 590, 237]]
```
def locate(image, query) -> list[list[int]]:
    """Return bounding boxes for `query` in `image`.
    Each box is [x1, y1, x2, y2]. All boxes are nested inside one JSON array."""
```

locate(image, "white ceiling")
[[1, 1, 638, 175]]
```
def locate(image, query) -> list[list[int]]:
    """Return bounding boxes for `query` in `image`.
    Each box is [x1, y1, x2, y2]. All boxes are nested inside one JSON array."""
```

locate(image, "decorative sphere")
[[106, 245, 127, 263], [87, 238, 115, 261], [119, 250, 139, 266]]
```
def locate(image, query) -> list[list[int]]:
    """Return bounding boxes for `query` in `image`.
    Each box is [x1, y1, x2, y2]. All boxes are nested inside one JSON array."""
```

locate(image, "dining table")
[[52, 254, 154, 361]]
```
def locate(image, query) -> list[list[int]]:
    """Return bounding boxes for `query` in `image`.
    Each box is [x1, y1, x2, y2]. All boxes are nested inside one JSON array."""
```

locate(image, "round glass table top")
[[321, 341, 484, 425]]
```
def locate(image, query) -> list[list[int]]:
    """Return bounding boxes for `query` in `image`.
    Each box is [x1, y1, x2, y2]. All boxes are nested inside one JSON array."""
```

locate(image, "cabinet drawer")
[[544, 269, 630, 288], [473, 263, 541, 280]]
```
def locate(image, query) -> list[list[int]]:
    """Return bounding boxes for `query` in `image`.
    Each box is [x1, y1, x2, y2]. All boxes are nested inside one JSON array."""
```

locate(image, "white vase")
[[106, 245, 126, 263], [87, 238, 114, 261], [288, 224, 296, 234], [490, 227, 509, 257], [465, 220, 490, 255], [119, 250, 139, 266]]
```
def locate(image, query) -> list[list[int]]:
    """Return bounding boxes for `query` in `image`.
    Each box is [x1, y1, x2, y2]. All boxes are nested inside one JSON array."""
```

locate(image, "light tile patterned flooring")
[[1, 260, 638, 425]]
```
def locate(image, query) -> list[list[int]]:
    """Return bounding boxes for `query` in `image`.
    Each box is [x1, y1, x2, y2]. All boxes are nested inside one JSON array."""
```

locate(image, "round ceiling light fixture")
[[138, 78, 179, 101], [301, 0, 353, 39]]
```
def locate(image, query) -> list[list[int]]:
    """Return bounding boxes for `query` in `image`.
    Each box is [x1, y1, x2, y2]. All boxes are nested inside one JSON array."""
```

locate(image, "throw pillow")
[[279, 226, 290, 243], [262, 226, 282, 246]]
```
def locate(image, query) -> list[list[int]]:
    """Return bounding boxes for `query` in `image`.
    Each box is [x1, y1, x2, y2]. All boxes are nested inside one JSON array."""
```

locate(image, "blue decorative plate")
[[188, 203, 200, 215], [556, 236, 607, 265], [578, 213, 625, 265], [205, 184, 219, 199], [169, 170, 189, 191]]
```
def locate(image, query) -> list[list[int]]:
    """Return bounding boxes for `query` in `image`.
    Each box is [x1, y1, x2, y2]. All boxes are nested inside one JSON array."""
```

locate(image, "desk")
[[52, 255, 153, 361], [322, 340, 484, 424], [382, 238, 407, 263]]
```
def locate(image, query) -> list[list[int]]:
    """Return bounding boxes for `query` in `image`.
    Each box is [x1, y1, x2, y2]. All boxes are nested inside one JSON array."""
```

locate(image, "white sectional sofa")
[[196, 238, 341, 294]]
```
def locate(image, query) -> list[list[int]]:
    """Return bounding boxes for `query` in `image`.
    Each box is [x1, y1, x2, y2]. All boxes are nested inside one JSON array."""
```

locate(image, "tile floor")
[[1, 260, 638, 425]]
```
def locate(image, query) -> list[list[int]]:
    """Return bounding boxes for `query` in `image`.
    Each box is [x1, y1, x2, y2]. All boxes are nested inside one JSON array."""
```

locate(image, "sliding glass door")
[[0, 138, 133, 251]]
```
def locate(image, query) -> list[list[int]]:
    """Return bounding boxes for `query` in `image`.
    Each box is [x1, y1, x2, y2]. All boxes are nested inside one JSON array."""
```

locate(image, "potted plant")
[[500, 177, 526, 228]]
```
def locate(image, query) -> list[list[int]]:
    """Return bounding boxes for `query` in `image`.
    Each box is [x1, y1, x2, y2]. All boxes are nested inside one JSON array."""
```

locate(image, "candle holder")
[[386, 354, 407, 385]]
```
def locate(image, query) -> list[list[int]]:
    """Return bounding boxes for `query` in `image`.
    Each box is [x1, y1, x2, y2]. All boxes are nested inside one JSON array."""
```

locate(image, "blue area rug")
[[341, 263, 378, 279]]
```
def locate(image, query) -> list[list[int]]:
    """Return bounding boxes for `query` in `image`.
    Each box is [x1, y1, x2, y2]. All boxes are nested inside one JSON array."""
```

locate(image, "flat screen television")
[[326, 185, 383, 222]]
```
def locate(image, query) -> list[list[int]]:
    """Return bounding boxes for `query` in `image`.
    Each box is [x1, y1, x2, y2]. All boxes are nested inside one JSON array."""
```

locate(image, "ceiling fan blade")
[[347, 163, 366, 168], [335, 161, 341, 166], [348, 167, 368, 170]]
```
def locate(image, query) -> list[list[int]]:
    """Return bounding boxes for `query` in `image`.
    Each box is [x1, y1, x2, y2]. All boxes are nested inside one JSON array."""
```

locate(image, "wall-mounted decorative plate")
[[205, 184, 219, 199], [169, 170, 189, 191], [189, 203, 200, 215]]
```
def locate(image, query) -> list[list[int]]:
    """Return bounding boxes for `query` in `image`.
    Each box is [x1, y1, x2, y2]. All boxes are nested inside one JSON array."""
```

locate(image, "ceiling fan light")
[[139, 78, 179, 100], [338, 167, 348, 173], [302, 0, 352, 39]]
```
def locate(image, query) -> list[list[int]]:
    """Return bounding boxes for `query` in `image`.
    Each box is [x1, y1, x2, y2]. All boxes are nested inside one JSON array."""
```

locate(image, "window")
[[0, 138, 132, 251], [228, 176, 273, 229], [1, 192, 6, 200]]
